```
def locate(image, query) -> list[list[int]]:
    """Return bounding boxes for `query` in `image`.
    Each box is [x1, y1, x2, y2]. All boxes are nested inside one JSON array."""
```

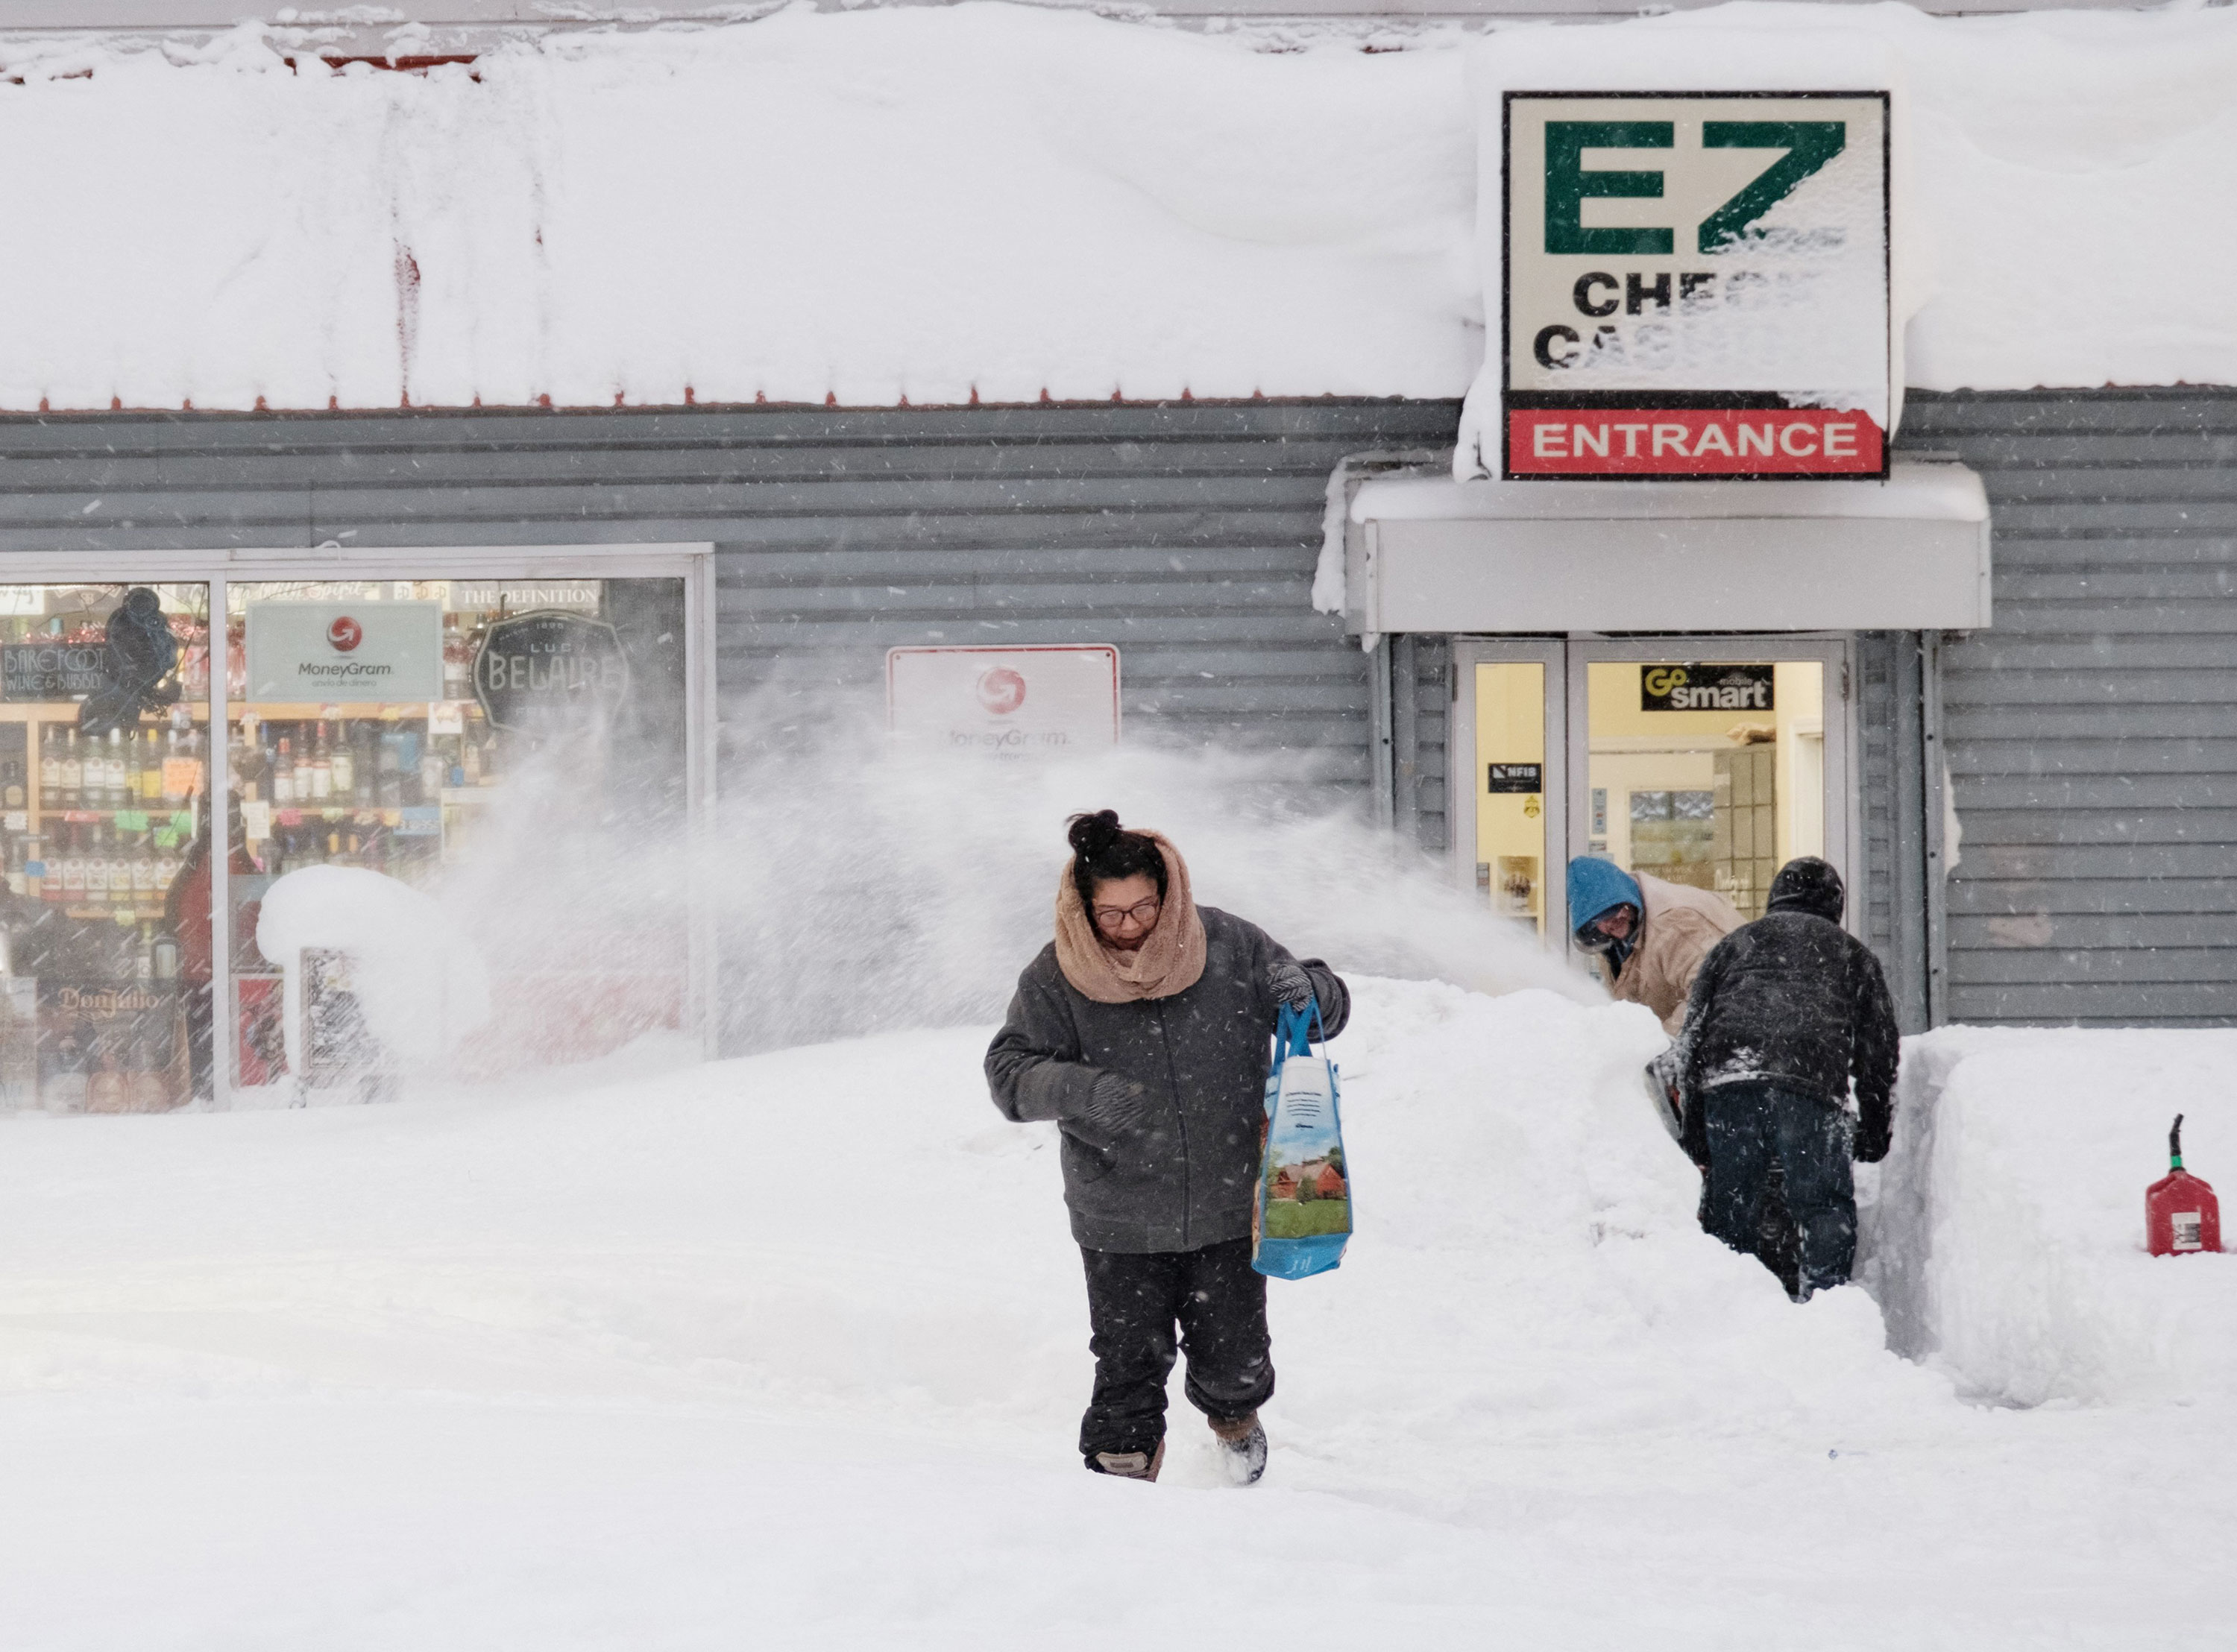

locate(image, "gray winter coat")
[[985, 907, 1349, 1253]]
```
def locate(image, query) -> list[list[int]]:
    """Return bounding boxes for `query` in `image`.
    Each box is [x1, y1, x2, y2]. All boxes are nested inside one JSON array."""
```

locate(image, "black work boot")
[[1209, 1412, 1268, 1486]]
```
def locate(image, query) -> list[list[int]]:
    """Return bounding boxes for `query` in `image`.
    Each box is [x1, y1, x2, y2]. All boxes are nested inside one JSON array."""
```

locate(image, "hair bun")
[[1067, 809, 1123, 857]]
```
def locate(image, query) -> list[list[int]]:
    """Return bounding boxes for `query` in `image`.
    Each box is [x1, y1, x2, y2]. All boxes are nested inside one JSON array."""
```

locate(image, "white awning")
[[1346, 462, 1991, 634]]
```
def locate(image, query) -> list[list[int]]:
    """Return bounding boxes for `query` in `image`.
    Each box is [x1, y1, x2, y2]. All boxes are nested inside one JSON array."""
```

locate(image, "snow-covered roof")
[[0, 1, 2232, 413]]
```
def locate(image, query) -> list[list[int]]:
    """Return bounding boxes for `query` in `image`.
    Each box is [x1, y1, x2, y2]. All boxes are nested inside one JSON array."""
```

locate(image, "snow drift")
[[2, 1, 2236, 411], [1865, 1027, 2237, 1410]]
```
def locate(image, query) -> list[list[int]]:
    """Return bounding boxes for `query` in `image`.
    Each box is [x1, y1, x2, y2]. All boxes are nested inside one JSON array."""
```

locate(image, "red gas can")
[[2146, 1114, 2222, 1256]]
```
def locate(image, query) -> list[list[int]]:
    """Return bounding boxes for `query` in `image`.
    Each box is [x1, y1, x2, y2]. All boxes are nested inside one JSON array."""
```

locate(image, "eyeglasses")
[[1093, 898, 1162, 929]]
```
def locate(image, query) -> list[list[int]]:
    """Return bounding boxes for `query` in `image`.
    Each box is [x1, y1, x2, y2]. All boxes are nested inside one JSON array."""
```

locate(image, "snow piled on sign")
[[1864, 1026, 2237, 1410], [0, 1, 2233, 411], [3, 982, 2235, 1644]]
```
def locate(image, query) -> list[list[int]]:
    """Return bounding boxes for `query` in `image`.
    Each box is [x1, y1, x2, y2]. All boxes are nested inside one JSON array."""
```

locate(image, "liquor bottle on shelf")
[[443, 614, 471, 699], [353, 726, 376, 806], [330, 724, 356, 801], [40, 729, 60, 811], [125, 730, 143, 805], [308, 722, 333, 803], [132, 831, 157, 911], [3, 760, 23, 810], [5, 839, 22, 899], [461, 735, 482, 787], [33, 833, 54, 905], [105, 830, 128, 913], [57, 825, 82, 905], [142, 729, 164, 804], [273, 736, 296, 806], [233, 730, 262, 804], [421, 743, 445, 802], [374, 734, 401, 808], [105, 728, 128, 809], [59, 728, 81, 810], [81, 826, 105, 907]]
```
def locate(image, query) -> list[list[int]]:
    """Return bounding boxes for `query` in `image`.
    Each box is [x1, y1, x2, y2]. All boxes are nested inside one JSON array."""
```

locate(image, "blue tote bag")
[[1251, 1000, 1351, 1281]]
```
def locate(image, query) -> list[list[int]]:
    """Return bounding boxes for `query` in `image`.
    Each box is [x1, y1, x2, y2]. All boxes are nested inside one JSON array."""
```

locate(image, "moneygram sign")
[[1503, 92, 1890, 479], [244, 601, 444, 702]]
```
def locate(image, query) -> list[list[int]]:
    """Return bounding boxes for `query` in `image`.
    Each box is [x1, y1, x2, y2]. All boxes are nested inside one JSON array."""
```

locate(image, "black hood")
[[1766, 857, 1845, 923]]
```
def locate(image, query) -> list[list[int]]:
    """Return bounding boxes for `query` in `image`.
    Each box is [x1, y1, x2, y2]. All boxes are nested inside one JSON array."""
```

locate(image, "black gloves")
[[1079, 1072, 1151, 1135], [1268, 959, 1315, 1014], [1854, 1115, 1892, 1164]]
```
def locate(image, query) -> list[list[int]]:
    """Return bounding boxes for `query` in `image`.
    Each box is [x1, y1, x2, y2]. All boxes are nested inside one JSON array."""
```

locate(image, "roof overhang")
[[1345, 461, 1991, 634]]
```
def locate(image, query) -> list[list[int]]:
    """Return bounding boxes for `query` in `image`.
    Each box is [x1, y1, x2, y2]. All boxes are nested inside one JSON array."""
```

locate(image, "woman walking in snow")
[[986, 810, 1348, 1486]]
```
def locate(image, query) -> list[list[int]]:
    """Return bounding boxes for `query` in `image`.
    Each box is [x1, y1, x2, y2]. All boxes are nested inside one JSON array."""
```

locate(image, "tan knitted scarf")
[[1052, 832, 1208, 1003]]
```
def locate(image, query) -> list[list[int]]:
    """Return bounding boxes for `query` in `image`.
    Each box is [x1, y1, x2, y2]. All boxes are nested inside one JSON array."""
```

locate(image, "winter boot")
[[1090, 1440, 1165, 1482], [1209, 1412, 1268, 1486]]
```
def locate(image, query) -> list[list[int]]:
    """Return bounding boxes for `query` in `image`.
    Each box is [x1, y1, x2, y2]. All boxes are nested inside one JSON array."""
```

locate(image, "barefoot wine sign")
[[1503, 92, 1890, 479]]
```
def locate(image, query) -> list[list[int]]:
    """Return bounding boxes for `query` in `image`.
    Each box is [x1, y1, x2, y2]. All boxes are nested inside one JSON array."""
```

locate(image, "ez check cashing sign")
[[1503, 92, 1890, 479]]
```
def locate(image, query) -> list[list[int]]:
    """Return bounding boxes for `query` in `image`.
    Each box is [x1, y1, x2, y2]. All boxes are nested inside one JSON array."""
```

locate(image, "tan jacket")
[[1611, 874, 1746, 1034]]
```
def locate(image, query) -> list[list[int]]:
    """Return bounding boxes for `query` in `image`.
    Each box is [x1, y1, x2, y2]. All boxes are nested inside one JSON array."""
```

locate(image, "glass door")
[[1450, 640, 1566, 936], [1449, 637, 1853, 950], [1567, 640, 1851, 926]]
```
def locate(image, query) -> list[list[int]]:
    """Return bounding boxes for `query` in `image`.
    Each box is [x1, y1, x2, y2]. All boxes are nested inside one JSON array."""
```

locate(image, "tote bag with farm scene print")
[[1252, 1001, 1351, 1281]]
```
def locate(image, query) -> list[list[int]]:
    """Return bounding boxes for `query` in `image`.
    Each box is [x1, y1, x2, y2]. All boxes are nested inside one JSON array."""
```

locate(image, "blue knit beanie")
[[1566, 857, 1643, 934]]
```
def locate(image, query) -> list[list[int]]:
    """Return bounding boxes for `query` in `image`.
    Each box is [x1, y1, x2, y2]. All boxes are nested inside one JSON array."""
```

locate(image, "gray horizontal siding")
[[1904, 387, 2237, 1026], [0, 398, 1462, 794]]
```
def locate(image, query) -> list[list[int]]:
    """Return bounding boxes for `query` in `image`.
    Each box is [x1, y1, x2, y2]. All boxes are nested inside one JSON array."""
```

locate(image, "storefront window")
[[224, 576, 690, 1098], [1585, 661, 1825, 921], [0, 583, 213, 1112]]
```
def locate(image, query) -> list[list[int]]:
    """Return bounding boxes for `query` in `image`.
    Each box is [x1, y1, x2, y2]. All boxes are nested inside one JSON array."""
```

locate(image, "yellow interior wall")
[[1772, 661, 1825, 865], [1473, 663, 1547, 933], [1586, 658, 1824, 882]]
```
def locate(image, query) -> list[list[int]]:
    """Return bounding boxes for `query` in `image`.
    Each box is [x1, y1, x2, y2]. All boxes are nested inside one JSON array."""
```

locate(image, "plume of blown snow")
[[709, 694, 1597, 1053]]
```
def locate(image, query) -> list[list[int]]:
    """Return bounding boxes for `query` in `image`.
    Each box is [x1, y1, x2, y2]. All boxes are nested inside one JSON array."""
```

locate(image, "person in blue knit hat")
[[1564, 857, 1743, 1035]]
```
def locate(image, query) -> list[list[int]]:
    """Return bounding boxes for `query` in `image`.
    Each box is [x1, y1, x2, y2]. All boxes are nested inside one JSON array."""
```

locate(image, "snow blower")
[[2145, 1114, 2221, 1256]]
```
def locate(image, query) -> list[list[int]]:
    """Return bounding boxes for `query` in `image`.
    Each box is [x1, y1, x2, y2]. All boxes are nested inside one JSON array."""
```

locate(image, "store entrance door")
[[1452, 637, 1854, 948]]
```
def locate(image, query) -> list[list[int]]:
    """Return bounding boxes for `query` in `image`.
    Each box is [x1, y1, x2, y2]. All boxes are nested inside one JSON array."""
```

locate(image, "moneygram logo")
[[976, 666, 1028, 716], [327, 616, 364, 652]]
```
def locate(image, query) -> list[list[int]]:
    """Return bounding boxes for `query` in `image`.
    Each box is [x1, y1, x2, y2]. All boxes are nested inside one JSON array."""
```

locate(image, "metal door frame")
[[1447, 636, 1569, 933], [1450, 633, 1860, 950]]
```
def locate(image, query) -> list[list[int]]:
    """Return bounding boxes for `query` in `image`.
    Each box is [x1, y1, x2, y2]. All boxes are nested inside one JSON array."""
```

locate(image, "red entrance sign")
[[1507, 406, 1884, 478]]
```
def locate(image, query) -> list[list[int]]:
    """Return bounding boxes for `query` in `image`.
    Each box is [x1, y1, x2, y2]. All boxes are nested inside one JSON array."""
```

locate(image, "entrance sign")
[[245, 601, 444, 702], [1503, 92, 1890, 480], [887, 645, 1119, 756]]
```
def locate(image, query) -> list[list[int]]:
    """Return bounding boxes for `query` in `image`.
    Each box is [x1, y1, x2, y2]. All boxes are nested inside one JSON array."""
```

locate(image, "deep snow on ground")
[[3, 2, 2237, 409], [2, 978, 2233, 1648]]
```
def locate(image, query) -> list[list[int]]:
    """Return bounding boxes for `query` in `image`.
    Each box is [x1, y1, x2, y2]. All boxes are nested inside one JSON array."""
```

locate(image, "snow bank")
[[1864, 1027, 2237, 1408], [3, 2, 2234, 412]]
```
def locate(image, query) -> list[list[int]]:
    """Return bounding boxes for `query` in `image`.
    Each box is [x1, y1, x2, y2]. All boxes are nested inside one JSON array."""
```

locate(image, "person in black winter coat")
[[1675, 857, 1900, 1299], [987, 811, 1347, 1487]]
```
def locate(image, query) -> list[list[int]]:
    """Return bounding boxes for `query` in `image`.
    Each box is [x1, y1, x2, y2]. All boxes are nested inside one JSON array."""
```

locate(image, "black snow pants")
[[1700, 1081, 1856, 1299], [1078, 1238, 1274, 1465]]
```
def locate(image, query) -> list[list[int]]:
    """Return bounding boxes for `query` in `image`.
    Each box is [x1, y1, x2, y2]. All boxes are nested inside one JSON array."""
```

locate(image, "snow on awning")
[[1344, 462, 1991, 634]]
